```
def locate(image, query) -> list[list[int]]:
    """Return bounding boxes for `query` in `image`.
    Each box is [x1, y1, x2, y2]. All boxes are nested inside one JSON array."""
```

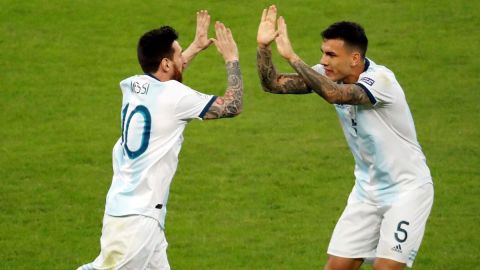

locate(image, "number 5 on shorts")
[[394, 220, 409, 243]]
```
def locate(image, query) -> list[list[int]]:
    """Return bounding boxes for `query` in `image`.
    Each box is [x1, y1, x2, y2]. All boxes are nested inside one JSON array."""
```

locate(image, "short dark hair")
[[137, 26, 178, 73], [321, 21, 368, 58]]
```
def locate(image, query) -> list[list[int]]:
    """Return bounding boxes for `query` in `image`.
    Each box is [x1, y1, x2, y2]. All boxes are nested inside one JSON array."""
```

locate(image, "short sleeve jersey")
[[312, 59, 432, 205], [104, 74, 216, 228]]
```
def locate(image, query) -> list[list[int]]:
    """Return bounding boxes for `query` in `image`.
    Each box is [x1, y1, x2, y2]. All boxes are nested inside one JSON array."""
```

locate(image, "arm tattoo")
[[204, 61, 243, 119], [256, 47, 311, 94], [290, 59, 372, 105]]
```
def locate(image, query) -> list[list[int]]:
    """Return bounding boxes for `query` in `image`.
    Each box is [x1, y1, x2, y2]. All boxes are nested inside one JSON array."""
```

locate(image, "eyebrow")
[[321, 48, 337, 56]]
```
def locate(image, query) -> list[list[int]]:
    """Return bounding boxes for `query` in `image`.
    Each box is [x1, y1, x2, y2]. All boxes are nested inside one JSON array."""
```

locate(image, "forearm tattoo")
[[256, 47, 311, 94], [205, 61, 243, 119], [290, 59, 371, 105]]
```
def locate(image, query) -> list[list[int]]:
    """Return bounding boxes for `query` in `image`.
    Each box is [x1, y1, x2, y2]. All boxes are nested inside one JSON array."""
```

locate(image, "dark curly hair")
[[137, 26, 179, 73]]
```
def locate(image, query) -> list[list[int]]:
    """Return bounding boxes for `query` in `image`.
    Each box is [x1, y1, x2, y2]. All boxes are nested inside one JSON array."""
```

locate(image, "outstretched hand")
[[192, 10, 214, 51], [182, 10, 214, 68], [275, 16, 298, 62], [212, 21, 239, 63], [257, 5, 278, 48]]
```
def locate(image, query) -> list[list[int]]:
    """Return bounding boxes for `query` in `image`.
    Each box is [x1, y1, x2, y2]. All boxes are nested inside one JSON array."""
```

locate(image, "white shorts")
[[77, 214, 170, 270], [327, 183, 433, 268]]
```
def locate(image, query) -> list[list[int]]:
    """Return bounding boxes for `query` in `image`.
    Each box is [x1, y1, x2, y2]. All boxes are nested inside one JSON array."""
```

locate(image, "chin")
[[325, 74, 336, 81]]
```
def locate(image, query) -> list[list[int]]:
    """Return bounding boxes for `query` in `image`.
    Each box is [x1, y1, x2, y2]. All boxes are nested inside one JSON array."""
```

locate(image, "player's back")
[[105, 74, 213, 228]]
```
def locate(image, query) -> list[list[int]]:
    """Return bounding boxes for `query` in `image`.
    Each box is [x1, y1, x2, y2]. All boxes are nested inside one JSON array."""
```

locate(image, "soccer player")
[[256, 5, 433, 270], [77, 11, 243, 270]]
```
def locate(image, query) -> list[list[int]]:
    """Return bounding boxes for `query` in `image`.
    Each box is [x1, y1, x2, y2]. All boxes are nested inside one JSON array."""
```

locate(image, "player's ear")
[[351, 51, 362, 67], [159, 58, 170, 72]]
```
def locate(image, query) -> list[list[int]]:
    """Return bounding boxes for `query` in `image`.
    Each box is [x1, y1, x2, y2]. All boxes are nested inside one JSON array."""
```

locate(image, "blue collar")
[[145, 73, 161, 82], [363, 58, 370, 72]]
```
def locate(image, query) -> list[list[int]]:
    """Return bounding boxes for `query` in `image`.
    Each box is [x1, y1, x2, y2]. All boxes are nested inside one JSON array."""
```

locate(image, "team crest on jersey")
[[360, 77, 375, 86]]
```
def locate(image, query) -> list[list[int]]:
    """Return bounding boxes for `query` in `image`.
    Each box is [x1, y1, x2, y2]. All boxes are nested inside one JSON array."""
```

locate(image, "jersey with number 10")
[[104, 75, 216, 229]]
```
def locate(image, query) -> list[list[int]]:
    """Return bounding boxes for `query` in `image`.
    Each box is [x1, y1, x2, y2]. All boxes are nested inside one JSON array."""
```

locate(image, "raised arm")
[[203, 22, 243, 119], [275, 16, 371, 105], [290, 59, 371, 104], [257, 47, 310, 94], [182, 10, 213, 69], [256, 5, 311, 94]]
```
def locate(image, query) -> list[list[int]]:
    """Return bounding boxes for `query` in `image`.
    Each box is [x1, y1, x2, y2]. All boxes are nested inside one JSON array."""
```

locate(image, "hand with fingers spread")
[[182, 10, 214, 68], [275, 16, 299, 62], [192, 10, 214, 51], [257, 5, 278, 49], [212, 21, 239, 63]]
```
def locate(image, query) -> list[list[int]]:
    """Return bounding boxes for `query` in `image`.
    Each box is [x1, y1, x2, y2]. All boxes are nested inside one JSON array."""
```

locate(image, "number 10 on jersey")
[[121, 103, 152, 159]]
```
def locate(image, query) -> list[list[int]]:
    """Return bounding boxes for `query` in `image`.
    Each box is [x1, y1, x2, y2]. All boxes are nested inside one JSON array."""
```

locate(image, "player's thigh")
[[93, 214, 166, 269], [376, 184, 434, 267], [146, 230, 170, 270], [328, 200, 381, 259]]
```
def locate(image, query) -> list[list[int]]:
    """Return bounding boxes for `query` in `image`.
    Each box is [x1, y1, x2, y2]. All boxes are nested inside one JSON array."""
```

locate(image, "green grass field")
[[1, 0, 479, 269]]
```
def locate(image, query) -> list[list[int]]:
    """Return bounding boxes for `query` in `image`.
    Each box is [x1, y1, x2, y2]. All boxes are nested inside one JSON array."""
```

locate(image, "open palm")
[[275, 16, 296, 61], [193, 10, 213, 50], [257, 5, 278, 47]]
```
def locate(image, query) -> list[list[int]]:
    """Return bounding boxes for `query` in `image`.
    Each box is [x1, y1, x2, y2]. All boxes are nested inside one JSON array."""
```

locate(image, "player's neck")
[[343, 59, 367, 84], [150, 71, 172, 82]]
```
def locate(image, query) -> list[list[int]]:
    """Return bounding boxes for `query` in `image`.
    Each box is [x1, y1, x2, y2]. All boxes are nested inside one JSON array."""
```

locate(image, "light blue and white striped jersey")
[[104, 74, 216, 229], [312, 59, 432, 205]]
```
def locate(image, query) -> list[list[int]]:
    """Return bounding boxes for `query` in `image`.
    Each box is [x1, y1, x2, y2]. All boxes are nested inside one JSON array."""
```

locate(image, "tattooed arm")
[[203, 22, 243, 119], [257, 47, 311, 94], [204, 61, 243, 119], [275, 16, 371, 105], [290, 59, 371, 104], [256, 5, 310, 94]]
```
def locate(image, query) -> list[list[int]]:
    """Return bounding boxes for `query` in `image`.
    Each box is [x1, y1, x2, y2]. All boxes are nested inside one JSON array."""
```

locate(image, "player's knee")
[[324, 255, 363, 270], [372, 258, 405, 270]]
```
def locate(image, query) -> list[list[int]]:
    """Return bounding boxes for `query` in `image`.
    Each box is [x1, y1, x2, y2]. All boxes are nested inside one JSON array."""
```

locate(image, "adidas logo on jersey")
[[391, 244, 402, 253]]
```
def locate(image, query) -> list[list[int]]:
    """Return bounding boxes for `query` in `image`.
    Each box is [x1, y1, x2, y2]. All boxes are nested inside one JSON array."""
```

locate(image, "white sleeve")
[[311, 64, 326, 75], [356, 69, 396, 106], [175, 87, 217, 121]]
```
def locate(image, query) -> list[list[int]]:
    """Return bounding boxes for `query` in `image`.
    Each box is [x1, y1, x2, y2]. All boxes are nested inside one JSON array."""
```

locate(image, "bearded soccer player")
[[256, 5, 433, 270], [77, 11, 243, 270]]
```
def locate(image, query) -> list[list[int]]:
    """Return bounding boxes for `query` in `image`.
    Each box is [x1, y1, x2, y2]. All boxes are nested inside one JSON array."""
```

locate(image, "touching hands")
[[213, 22, 239, 63]]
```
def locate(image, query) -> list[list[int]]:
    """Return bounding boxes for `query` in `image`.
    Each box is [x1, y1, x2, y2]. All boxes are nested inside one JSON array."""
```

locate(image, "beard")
[[172, 64, 183, 83]]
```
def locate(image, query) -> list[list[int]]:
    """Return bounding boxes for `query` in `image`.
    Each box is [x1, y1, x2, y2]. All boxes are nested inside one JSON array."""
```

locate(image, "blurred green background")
[[1, 0, 479, 269]]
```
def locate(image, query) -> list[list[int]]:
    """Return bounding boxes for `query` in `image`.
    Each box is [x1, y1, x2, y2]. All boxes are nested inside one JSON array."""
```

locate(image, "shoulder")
[[358, 59, 397, 87], [162, 80, 196, 94], [311, 64, 325, 75]]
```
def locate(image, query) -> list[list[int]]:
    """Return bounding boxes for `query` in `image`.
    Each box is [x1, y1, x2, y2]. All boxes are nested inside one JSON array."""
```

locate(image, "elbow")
[[224, 99, 243, 118], [260, 79, 273, 93], [231, 107, 243, 117], [231, 102, 243, 117], [259, 75, 279, 94], [260, 80, 283, 94], [261, 84, 274, 93]]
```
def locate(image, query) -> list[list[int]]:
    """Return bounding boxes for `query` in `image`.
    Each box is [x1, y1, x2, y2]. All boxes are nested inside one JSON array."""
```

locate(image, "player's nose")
[[320, 54, 328, 66]]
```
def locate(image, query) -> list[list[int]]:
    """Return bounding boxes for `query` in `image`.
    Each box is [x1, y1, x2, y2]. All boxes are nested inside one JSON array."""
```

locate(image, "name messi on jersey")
[[131, 81, 150, 95]]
